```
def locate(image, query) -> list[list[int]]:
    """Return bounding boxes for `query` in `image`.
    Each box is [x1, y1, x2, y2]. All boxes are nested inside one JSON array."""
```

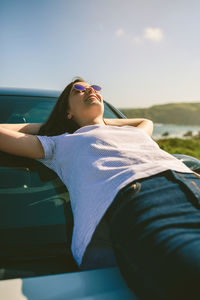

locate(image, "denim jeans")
[[105, 170, 200, 300], [80, 213, 117, 270]]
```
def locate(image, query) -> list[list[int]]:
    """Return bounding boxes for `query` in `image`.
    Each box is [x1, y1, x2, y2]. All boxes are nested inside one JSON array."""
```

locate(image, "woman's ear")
[[67, 112, 73, 119]]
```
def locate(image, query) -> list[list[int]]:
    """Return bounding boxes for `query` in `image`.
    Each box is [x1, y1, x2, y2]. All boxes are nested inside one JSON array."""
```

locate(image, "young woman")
[[1, 78, 200, 300]]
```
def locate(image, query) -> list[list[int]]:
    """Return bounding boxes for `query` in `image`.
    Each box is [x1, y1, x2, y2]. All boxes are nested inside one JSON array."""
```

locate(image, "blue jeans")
[[80, 213, 117, 270], [105, 170, 200, 300]]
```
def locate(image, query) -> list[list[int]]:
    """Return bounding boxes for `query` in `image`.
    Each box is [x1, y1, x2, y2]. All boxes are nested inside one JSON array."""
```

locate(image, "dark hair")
[[38, 77, 85, 136]]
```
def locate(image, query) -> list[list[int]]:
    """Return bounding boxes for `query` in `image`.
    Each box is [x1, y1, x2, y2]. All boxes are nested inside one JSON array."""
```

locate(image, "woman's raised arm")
[[0, 127, 44, 159], [0, 123, 42, 134], [104, 118, 154, 137]]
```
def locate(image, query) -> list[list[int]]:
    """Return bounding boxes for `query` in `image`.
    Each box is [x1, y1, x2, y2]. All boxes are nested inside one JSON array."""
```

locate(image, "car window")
[[0, 166, 69, 228], [0, 95, 119, 123], [104, 102, 119, 118], [0, 95, 56, 123]]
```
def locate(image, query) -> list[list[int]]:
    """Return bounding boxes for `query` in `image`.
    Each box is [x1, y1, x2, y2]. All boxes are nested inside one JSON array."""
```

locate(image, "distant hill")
[[119, 103, 200, 125]]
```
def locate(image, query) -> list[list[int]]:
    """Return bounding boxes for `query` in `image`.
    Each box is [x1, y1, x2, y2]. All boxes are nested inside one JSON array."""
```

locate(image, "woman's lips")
[[85, 94, 100, 102]]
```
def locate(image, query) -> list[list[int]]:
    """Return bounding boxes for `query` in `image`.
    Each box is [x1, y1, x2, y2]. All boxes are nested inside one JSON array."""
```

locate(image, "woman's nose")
[[86, 86, 95, 93]]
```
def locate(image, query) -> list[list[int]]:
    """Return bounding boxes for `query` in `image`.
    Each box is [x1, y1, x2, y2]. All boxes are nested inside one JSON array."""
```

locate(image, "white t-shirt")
[[37, 124, 192, 266]]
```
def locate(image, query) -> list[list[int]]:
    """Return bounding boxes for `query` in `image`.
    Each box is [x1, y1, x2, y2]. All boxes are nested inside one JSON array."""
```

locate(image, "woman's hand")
[[0, 127, 44, 159], [104, 118, 154, 137], [0, 123, 42, 134]]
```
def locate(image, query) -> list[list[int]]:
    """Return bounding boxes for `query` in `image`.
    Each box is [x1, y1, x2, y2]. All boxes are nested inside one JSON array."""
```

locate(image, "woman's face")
[[67, 81, 104, 127]]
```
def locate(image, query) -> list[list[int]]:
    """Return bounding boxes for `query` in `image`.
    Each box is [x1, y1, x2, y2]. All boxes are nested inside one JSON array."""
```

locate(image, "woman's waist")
[[104, 169, 197, 224]]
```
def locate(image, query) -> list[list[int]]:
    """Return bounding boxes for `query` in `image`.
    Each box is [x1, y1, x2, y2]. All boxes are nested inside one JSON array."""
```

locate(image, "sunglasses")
[[73, 84, 102, 93]]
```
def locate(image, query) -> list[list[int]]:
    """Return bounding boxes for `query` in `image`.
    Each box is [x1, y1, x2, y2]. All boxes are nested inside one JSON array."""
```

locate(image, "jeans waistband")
[[105, 170, 171, 223], [119, 171, 170, 195], [105, 170, 199, 223]]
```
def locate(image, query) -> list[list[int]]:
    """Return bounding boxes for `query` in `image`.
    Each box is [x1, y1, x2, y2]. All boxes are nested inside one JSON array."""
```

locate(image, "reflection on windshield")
[[0, 95, 118, 124], [0, 161, 70, 229], [0, 96, 56, 123]]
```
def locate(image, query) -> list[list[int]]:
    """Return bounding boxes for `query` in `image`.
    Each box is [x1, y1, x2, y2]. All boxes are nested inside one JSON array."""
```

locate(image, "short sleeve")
[[36, 135, 56, 170], [37, 135, 56, 159]]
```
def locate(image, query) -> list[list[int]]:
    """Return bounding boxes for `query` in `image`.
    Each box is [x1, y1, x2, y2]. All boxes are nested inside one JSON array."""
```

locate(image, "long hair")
[[38, 77, 85, 136]]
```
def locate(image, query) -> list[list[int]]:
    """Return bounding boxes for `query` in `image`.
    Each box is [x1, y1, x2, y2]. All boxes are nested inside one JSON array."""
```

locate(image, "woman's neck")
[[80, 117, 106, 127]]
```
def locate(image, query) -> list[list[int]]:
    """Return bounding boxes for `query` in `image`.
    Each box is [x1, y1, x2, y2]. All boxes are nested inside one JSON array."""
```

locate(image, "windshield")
[[0, 95, 120, 123]]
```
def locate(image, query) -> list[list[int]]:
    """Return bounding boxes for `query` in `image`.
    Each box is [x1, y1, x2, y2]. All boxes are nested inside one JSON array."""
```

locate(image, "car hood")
[[0, 267, 137, 300]]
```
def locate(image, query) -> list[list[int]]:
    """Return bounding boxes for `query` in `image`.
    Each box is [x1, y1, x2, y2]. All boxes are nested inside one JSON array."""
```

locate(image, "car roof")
[[0, 87, 61, 98]]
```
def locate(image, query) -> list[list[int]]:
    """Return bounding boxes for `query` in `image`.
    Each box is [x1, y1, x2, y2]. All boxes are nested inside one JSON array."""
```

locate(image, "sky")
[[1, 0, 200, 108]]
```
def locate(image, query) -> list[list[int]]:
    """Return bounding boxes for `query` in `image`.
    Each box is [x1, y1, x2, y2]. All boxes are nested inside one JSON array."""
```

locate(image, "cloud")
[[115, 27, 164, 45], [143, 27, 164, 42], [115, 28, 125, 37]]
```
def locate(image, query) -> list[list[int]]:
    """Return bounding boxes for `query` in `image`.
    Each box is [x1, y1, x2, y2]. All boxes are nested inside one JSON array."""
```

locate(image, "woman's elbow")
[[138, 119, 154, 136], [146, 119, 154, 136]]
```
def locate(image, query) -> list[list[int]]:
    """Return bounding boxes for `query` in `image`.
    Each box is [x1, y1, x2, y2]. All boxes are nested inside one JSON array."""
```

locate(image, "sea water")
[[153, 124, 200, 139]]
